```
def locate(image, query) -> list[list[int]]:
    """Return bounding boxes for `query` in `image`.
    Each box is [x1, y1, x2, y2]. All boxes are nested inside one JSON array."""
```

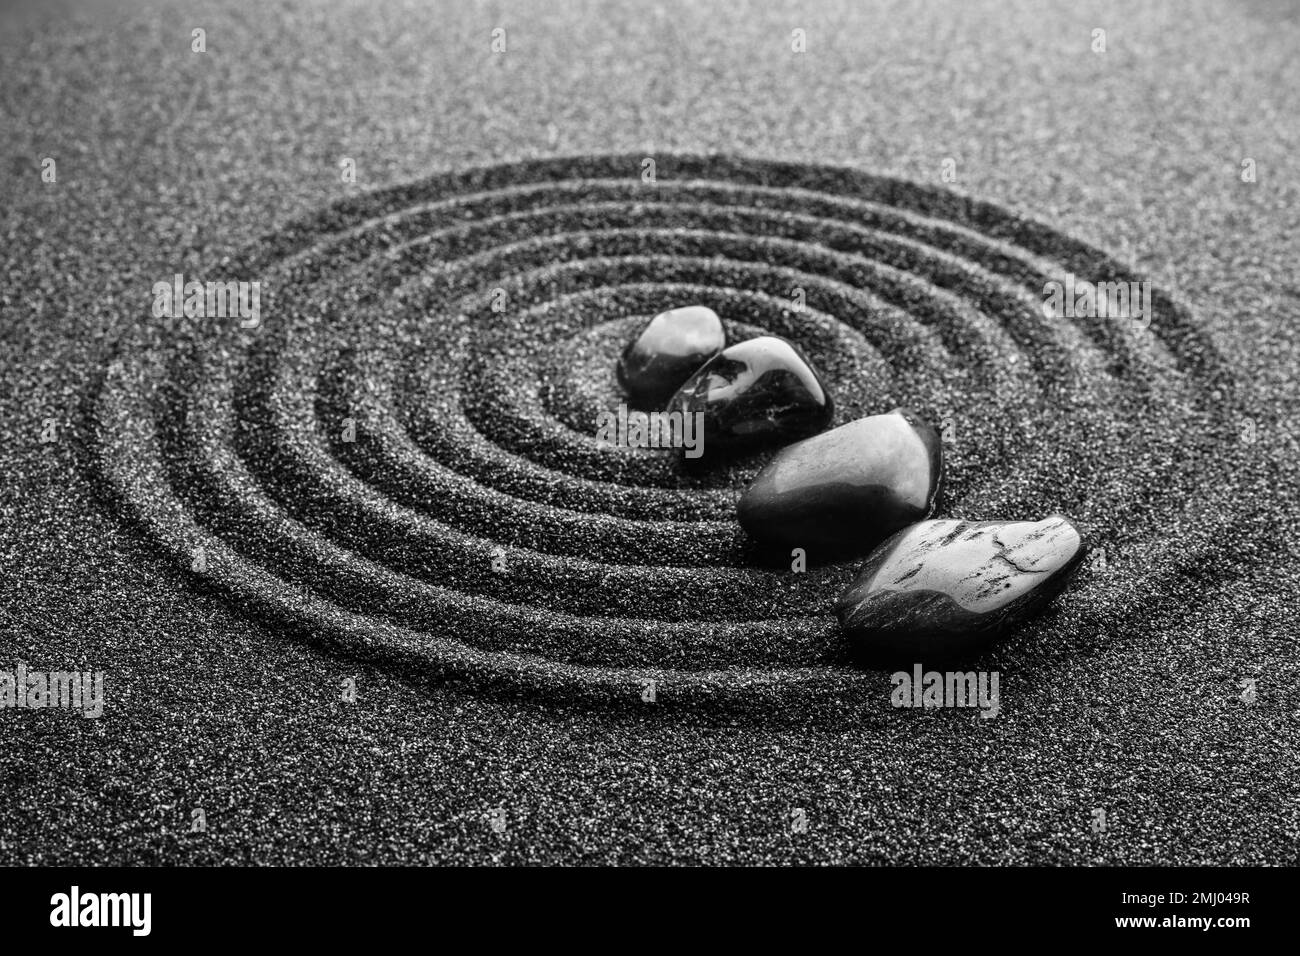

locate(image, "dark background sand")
[[2, 0, 1298, 864]]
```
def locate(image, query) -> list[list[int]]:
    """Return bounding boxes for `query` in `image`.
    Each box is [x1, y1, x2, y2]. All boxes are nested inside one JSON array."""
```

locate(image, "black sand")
[[1, 0, 1298, 864]]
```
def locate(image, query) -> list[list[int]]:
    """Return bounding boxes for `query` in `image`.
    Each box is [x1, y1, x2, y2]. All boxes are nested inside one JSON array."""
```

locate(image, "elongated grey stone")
[[835, 515, 1087, 658]]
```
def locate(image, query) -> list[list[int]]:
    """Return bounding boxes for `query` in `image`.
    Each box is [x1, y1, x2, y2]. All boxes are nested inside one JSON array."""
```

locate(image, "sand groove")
[[87, 154, 1241, 711]]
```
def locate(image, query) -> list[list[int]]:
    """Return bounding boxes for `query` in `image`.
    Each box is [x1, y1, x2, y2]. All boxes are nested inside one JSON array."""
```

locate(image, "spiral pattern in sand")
[[88, 154, 1242, 712]]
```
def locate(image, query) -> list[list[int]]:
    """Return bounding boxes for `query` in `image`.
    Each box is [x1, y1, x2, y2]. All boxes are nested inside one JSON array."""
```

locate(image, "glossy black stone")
[[737, 408, 942, 551], [835, 515, 1087, 660], [664, 335, 832, 456], [617, 306, 725, 407]]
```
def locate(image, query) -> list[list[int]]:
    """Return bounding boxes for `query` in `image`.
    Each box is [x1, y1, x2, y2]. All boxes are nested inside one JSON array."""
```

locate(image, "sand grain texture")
[[1, 0, 1297, 864]]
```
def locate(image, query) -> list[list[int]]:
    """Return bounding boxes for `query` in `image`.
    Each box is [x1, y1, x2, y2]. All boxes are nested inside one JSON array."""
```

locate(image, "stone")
[[617, 305, 725, 406], [664, 335, 832, 455], [737, 408, 942, 551], [834, 515, 1087, 659]]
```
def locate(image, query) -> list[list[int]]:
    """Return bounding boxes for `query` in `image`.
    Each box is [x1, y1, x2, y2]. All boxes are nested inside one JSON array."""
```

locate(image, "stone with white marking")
[[664, 335, 832, 455], [835, 515, 1086, 658]]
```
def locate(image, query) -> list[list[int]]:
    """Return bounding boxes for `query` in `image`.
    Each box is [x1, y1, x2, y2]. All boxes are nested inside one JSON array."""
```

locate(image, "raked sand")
[[1, 0, 1297, 864]]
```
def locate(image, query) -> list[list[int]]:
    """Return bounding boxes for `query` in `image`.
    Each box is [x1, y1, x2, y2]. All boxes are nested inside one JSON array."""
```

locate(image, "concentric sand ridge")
[[87, 154, 1243, 711]]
